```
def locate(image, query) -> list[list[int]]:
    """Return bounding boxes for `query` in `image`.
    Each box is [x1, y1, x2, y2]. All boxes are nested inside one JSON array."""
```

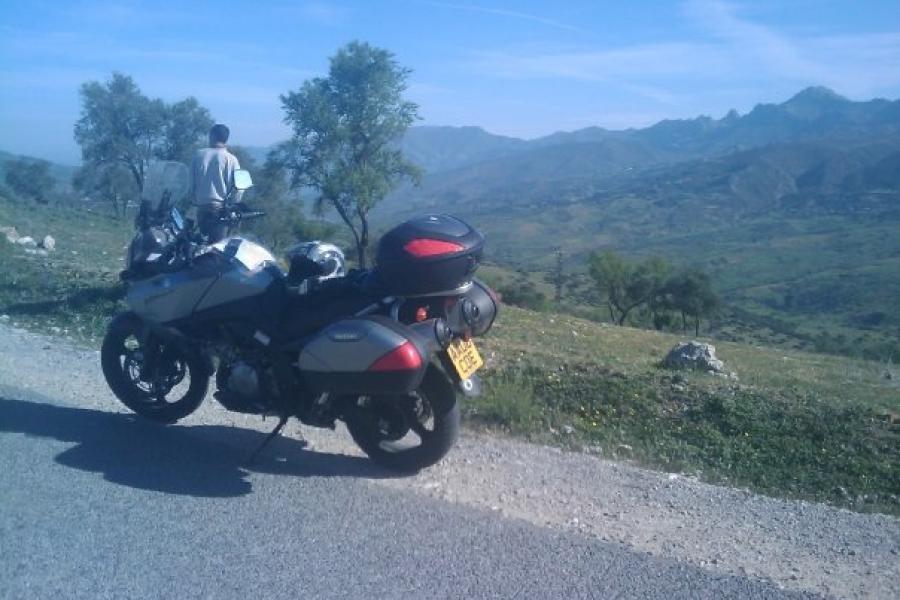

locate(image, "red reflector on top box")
[[368, 341, 423, 372], [403, 238, 464, 257]]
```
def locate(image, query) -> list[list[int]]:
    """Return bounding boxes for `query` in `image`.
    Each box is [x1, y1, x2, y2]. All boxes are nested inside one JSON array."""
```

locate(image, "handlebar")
[[221, 208, 267, 224]]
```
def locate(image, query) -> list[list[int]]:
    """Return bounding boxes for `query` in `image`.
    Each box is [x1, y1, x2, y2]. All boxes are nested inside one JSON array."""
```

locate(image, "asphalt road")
[[1, 387, 815, 600], [0, 357, 814, 599]]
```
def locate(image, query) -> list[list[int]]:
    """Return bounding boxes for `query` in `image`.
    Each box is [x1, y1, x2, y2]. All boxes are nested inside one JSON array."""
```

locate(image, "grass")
[[0, 198, 129, 341], [2, 195, 899, 515], [470, 306, 900, 515]]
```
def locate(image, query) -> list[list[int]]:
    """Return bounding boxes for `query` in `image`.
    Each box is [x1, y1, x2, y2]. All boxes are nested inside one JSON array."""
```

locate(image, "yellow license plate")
[[446, 338, 483, 380]]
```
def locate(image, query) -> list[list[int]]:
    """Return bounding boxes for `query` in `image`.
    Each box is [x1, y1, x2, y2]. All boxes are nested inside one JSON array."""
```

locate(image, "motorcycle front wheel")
[[101, 312, 208, 424], [344, 366, 460, 472]]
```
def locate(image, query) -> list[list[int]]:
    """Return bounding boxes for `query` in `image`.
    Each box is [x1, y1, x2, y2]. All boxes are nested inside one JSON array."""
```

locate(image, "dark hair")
[[209, 124, 230, 144]]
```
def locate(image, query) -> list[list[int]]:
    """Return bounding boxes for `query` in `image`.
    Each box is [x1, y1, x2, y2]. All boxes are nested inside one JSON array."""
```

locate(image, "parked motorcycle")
[[101, 163, 498, 471]]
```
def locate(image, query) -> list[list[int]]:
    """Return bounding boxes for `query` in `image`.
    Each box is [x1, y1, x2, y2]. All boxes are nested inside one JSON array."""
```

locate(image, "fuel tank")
[[126, 238, 280, 325]]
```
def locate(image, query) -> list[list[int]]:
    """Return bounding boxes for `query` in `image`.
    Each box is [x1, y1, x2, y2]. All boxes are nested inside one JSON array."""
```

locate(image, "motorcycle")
[[101, 162, 498, 471]]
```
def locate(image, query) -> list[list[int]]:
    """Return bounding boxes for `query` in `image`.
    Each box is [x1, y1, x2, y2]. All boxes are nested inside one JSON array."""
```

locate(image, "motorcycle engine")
[[227, 362, 259, 397], [214, 358, 269, 414]]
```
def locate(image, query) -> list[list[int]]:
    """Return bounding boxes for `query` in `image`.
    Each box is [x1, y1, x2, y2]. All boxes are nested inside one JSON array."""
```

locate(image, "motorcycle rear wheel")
[[101, 312, 208, 424], [345, 366, 460, 472]]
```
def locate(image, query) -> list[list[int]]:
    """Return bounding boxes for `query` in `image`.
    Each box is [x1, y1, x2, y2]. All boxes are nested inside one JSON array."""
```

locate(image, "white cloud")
[[422, 1, 586, 34], [468, 1, 900, 106], [682, 0, 900, 95], [291, 2, 350, 26]]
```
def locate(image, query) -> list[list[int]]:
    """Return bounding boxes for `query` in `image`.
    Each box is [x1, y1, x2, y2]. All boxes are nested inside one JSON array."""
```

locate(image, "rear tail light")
[[404, 239, 464, 258], [368, 342, 423, 372]]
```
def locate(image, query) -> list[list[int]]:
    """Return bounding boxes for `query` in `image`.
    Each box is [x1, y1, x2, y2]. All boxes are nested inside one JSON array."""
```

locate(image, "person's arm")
[[188, 153, 198, 206], [228, 153, 244, 204]]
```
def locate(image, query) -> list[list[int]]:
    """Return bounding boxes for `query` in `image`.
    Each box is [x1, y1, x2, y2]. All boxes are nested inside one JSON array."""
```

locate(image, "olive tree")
[[73, 72, 213, 215], [4, 157, 55, 204], [276, 41, 420, 267], [665, 269, 720, 334], [588, 251, 671, 325], [229, 146, 336, 252], [73, 162, 138, 218]]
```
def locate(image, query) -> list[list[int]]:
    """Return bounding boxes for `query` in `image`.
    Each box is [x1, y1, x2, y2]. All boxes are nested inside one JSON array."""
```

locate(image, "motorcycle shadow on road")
[[0, 395, 402, 498]]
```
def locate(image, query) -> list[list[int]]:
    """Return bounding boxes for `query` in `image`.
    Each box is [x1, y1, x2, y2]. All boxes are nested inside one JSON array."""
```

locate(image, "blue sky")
[[1, 0, 899, 164]]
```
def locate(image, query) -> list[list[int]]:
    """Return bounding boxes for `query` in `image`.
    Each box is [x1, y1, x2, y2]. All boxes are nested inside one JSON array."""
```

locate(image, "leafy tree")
[[588, 251, 671, 325], [230, 146, 336, 253], [635, 256, 673, 325], [665, 268, 720, 335], [159, 97, 214, 165], [588, 250, 629, 322], [73, 162, 138, 218], [74, 72, 213, 216], [74, 73, 165, 195], [276, 41, 420, 267], [4, 158, 55, 204]]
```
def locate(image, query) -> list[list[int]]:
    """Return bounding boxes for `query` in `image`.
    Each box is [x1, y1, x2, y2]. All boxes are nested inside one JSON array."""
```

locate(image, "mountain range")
[[388, 86, 900, 198], [379, 87, 900, 357]]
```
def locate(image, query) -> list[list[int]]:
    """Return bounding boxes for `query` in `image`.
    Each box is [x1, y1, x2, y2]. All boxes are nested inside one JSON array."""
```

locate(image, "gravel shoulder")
[[1, 323, 898, 599]]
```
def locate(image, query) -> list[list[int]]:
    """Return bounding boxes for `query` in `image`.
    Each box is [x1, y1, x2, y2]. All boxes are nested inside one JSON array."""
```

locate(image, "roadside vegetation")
[[472, 306, 899, 516]]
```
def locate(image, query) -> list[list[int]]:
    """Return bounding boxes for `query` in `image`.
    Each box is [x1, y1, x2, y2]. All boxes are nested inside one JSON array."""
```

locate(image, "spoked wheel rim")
[[358, 392, 437, 454], [102, 312, 209, 424], [344, 367, 460, 472], [111, 331, 194, 412]]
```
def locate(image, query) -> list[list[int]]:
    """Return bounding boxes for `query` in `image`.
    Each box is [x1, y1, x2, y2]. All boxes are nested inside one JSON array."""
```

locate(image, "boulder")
[[41, 235, 56, 251], [16, 236, 37, 248], [1, 226, 19, 243], [663, 341, 726, 374]]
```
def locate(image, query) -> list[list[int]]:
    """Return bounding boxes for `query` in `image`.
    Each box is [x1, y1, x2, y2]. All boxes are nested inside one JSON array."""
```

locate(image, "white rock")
[[41, 235, 56, 251], [16, 236, 37, 248], [663, 341, 727, 374], [1, 226, 19, 243]]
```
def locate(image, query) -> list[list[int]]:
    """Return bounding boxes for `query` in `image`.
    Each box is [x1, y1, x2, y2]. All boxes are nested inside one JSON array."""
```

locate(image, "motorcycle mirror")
[[234, 169, 253, 191]]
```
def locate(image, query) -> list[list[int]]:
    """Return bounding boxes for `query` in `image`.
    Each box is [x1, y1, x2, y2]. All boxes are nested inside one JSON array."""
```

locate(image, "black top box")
[[374, 214, 484, 296]]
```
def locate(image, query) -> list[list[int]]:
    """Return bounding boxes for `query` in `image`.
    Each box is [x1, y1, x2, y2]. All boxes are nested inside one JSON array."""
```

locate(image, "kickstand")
[[245, 414, 289, 466]]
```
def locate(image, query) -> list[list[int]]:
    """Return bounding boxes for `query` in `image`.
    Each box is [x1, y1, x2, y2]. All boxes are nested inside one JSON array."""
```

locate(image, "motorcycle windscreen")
[[298, 316, 429, 395], [142, 161, 189, 211]]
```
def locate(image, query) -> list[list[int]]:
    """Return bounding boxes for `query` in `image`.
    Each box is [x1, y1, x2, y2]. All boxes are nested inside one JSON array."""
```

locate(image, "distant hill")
[[372, 87, 900, 359], [0, 150, 77, 190], [400, 126, 526, 173]]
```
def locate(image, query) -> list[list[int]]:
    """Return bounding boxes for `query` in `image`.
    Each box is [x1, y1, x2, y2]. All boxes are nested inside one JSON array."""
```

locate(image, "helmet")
[[286, 241, 346, 282]]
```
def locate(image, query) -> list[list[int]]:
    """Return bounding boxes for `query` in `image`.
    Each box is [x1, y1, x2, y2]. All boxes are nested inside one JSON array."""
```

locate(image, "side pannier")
[[298, 316, 430, 394]]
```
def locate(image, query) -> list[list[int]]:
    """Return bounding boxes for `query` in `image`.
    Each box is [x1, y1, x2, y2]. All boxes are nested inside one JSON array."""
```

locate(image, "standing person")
[[191, 124, 241, 243]]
